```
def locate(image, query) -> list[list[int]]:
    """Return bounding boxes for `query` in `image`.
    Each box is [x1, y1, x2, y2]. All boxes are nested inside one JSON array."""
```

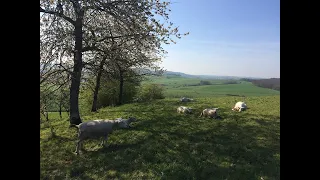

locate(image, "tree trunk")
[[45, 111, 49, 121], [118, 71, 124, 105], [69, 15, 83, 125], [91, 58, 106, 112], [91, 77, 100, 112], [59, 101, 62, 119]]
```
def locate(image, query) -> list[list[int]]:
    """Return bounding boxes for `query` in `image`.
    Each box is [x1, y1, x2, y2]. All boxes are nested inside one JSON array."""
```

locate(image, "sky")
[[160, 0, 280, 78]]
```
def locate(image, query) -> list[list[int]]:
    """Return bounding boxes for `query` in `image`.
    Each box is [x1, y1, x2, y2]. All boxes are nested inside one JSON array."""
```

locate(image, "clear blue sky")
[[160, 0, 280, 78]]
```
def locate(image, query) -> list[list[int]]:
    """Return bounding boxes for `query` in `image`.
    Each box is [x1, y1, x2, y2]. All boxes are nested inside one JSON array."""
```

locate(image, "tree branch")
[[82, 46, 99, 52], [40, 7, 76, 26], [40, 69, 64, 85], [54, 63, 73, 74], [96, 34, 142, 43]]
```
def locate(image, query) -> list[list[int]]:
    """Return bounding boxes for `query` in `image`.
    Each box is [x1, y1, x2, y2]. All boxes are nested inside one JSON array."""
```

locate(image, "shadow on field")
[[46, 135, 74, 142], [40, 99, 280, 179]]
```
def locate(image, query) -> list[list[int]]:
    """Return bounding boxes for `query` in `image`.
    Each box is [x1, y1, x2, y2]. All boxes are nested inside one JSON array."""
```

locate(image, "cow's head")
[[187, 108, 193, 113]]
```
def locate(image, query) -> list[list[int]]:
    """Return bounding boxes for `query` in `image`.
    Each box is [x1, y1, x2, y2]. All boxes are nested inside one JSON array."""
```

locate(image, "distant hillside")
[[163, 70, 261, 80], [133, 68, 274, 82], [163, 71, 198, 78]]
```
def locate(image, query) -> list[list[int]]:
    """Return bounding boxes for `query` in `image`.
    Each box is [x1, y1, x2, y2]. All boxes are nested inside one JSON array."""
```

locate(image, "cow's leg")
[[75, 140, 82, 155], [101, 135, 108, 147]]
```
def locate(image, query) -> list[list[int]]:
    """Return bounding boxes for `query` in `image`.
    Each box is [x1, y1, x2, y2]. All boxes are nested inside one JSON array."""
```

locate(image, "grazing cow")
[[199, 108, 221, 119], [69, 117, 137, 155], [177, 106, 193, 114], [232, 101, 247, 112]]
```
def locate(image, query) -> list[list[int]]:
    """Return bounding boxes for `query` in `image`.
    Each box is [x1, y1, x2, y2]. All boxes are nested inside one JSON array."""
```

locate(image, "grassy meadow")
[[40, 82, 280, 180]]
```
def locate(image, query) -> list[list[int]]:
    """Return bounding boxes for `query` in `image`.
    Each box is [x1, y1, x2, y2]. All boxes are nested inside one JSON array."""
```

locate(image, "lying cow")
[[232, 101, 247, 112], [177, 106, 193, 114], [69, 117, 137, 155], [180, 97, 194, 102], [199, 108, 221, 119]]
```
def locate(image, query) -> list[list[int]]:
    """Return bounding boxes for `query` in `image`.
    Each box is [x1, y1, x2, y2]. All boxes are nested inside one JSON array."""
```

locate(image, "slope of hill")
[[41, 96, 280, 179]]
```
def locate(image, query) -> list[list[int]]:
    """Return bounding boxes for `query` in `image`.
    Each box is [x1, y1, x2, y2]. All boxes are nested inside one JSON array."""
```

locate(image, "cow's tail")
[[69, 124, 79, 129], [199, 112, 203, 117]]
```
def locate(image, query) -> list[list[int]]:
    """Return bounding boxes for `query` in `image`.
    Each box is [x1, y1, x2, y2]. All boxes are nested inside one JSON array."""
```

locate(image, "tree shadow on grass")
[[41, 111, 279, 180]]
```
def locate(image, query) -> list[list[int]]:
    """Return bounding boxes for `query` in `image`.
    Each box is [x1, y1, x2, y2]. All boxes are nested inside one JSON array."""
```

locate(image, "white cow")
[[232, 101, 247, 112], [180, 97, 194, 102], [199, 108, 220, 118], [177, 106, 193, 114]]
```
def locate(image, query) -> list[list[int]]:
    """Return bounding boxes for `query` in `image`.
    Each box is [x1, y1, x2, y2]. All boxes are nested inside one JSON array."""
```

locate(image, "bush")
[[136, 83, 165, 101], [199, 80, 211, 85], [79, 88, 94, 113], [99, 81, 139, 106], [79, 80, 139, 111], [40, 87, 69, 112], [223, 80, 238, 84]]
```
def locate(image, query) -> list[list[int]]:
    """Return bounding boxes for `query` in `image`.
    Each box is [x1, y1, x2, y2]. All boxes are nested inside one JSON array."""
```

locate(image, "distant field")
[[143, 76, 280, 98]]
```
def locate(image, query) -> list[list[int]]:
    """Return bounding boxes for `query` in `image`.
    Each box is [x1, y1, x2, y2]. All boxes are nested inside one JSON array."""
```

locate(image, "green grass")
[[143, 76, 280, 98], [40, 95, 280, 180]]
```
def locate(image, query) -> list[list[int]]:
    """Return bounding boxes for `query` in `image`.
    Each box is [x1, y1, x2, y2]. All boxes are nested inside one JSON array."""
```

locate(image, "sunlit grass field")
[[40, 95, 280, 179]]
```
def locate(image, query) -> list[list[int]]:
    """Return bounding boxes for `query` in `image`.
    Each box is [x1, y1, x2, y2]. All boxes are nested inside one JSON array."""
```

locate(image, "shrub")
[[79, 80, 139, 111], [199, 80, 211, 85], [136, 83, 165, 101]]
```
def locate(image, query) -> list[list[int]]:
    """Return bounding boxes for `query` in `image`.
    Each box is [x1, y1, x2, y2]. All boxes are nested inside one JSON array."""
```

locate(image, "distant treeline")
[[183, 80, 238, 87], [166, 74, 182, 78], [241, 78, 280, 91]]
